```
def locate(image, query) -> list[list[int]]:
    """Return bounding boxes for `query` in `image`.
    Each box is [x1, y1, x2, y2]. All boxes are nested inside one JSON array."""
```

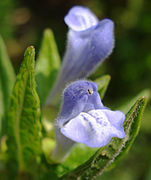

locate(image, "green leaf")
[[35, 29, 61, 106], [95, 75, 111, 99], [7, 46, 41, 176], [61, 96, 147, 180], [0, 35, 15, 135]]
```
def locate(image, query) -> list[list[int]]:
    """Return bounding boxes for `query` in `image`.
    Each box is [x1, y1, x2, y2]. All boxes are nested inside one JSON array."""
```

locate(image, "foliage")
[[6, 46, 41, 178], [0, 7, 150, 178], [0, 35, 15, 136], [35, 29, 60, 106]]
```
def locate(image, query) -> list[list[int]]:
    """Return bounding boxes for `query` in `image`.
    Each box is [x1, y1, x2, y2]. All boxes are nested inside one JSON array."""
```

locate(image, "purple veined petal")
[[64, 6, 99, 31], [61, 109, 125, 148]]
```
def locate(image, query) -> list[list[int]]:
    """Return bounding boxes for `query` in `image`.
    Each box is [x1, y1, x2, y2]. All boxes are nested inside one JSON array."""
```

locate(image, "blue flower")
[[52, 80, 125, 162], [46, 6, 114, 104]]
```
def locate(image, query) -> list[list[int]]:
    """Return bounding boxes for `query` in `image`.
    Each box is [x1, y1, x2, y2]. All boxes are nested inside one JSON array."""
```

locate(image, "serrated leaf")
[[7, 46, 41, 175], [35, 29, 61, 106], [0, 35, 15, 135], [94, 75, 111, 99], [61, 96, 147, 180]]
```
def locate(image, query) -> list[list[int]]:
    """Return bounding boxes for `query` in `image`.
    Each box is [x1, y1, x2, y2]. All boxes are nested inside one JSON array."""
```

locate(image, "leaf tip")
[[29, 45, 34, 49], [24, 46, 35, 57], [43, 28, 54, 39], [26, 45, 35, 51], [27, 45, 35, 53], [44, 28, 52, 33], [105, 74, 111, 82], [139, 96, 147, 105]]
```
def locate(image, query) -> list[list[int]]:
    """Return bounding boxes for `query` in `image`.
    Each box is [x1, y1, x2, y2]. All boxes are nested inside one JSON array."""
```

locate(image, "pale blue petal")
[[60, 19, 114, 85], [57, 19, 114, 85], [101, 110, 126, 138], [64, 6, 98, 31], [61, 109, 125, 148], [82, 19, 114, 75], [90, 109, 126, 139]]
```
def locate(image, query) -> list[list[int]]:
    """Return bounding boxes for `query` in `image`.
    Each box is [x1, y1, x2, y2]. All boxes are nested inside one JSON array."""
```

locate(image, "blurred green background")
[[0, 0, 151, 179]]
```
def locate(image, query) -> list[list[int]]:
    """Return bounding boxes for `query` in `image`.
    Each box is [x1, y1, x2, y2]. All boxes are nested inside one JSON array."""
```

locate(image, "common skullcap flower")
[[52, 80, 125, 162], [46, 6, 114, 104]]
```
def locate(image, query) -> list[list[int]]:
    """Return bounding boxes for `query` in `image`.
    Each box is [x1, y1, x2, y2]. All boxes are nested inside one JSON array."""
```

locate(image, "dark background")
[[0, 0, 151, 179]]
